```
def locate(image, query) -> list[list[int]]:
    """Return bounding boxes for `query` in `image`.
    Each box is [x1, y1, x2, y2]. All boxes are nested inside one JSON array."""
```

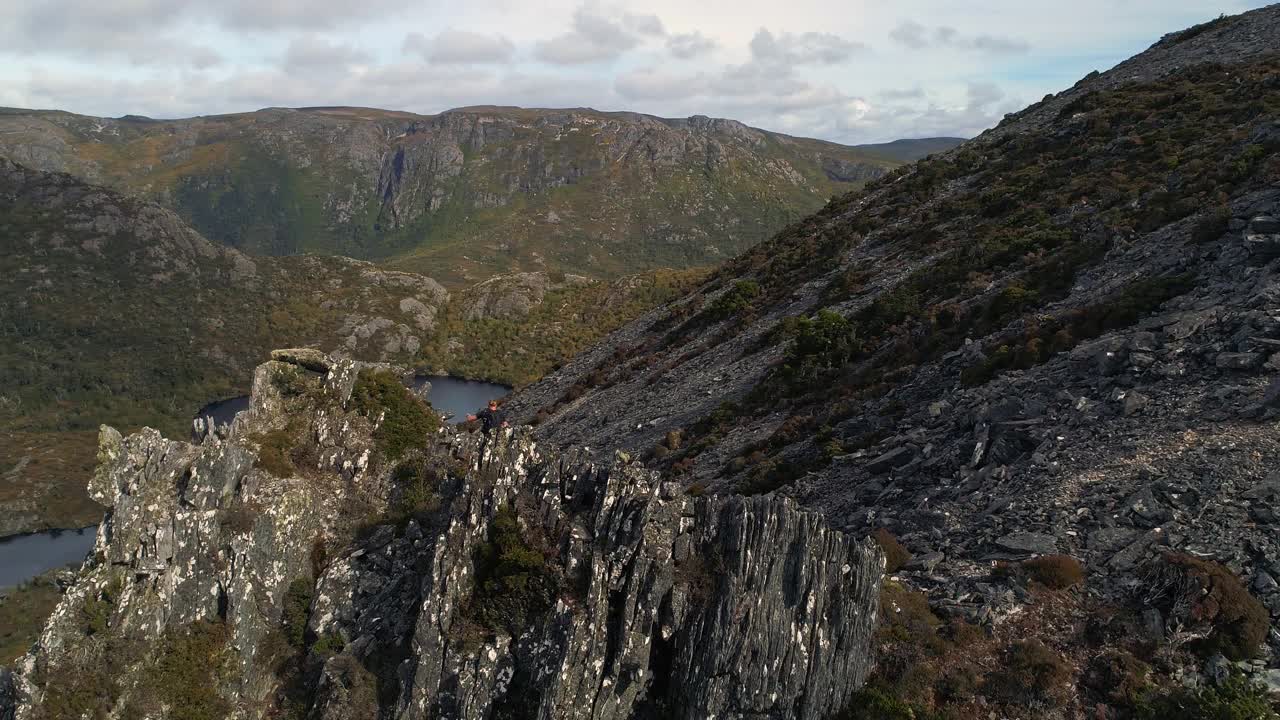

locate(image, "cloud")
[[965, 81, 1004, 109], [534, 6, 665, 65], [667, 31, 717, 59], [888, 20, 929, 49], [211, 0, 408, 30], [970, 34, 1032, 54], [404, 30, 516, 64], [880, 86, 926, 100], [749, 29, 866, 66], [889, 20, 1030, 54], [284, 36, 370, 72]]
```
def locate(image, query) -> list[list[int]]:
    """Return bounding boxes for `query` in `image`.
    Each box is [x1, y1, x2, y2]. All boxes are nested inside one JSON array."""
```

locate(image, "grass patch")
[[0, 569, 65, 664]]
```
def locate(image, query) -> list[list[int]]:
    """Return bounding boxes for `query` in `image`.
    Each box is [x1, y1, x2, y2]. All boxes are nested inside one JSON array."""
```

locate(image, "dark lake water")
[[193, 376, 509, 430], [0, 527, 97, 590], [410, 376, 509, 422]]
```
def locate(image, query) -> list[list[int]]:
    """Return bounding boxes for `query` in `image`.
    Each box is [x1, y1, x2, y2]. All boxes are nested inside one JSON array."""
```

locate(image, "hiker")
[[467, 399, 508, 433]]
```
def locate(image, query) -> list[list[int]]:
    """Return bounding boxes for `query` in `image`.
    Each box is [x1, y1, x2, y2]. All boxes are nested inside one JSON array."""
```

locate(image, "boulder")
[[867, 446, 917, 474], [995, 532, 1058, 555], [271, 347, 332, 372], [1215, 352, 1265, 370]]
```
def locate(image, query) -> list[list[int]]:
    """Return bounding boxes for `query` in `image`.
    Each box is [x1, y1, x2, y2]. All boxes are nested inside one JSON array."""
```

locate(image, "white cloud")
[[404, 30, 516, 64], [749, 28, 866, 66], [889, 20, 1030, 54], [667, 31, 717, 59], [0, 0, 1270, 143], [534, 6, 666, 65], [284, 36, 370, 72]]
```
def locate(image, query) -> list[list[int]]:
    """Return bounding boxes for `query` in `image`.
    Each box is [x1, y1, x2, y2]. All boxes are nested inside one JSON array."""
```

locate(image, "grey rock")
[[906, 551, 945, 572], [1254, 571, 1279, 594], [867, 446, 917, 474], [270, 347, 332, 372], [1215, 352, 1266, 370], [1252, 215, 1280, 235], [1263, 377, 1280, 408], [1122, 390, 1151, 417], [994, 532, 1058, 555], [1088, 527, 1137, 553]]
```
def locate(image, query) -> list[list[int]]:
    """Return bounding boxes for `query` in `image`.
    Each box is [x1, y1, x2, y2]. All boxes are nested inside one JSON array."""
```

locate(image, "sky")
[[0, 0, 1270, 144]]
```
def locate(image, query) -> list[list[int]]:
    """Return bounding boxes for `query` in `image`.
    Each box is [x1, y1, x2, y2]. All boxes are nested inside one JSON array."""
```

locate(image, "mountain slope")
[[508, 7, 1280, 714], [0, 158, 450, 535], [0, 106, 901, 285], [0, 160, 705, 535], [852, 137, 966, 163]]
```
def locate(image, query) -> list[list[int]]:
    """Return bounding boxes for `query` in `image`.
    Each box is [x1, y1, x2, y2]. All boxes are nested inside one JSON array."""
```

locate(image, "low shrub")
[[146, 621, 231, 720], [983, 640, 1071, 707], [706, 279, 761, 320], [1148, 553, 1269, 660], [467, 505, 559, 638], [312, 633, 345, 656], [282, 578, 314, 649], [1136, 671, 1279, 720], [872, 529, 912, 574], [831, 687, 916, 720], [253, 425, 301, 477], [349, 369, 440, 461], [1023, 555, 1085, 589], [1086, 650, 1151, 707], [389, 459, 442, 527], [322, 654, 379, 720]]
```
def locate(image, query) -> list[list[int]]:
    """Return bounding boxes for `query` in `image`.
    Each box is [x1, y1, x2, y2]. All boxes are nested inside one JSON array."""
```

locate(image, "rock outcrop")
[[3, 353, 882, 719]]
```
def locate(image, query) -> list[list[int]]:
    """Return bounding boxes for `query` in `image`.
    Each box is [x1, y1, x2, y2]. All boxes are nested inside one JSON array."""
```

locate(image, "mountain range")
[[0, 106, 948, 286], [4, 5, 1280, 719], [0, 111, 953, 537]]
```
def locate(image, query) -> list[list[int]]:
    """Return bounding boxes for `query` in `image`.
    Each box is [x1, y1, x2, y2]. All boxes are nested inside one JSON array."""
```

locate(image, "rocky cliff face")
[[506, 7, 1280, 714], [0, 106, 909, 285], [2, 352, 882, 719]]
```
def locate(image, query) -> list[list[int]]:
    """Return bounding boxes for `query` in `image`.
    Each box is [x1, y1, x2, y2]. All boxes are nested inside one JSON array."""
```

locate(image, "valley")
[[3, 4, 1280, 719]]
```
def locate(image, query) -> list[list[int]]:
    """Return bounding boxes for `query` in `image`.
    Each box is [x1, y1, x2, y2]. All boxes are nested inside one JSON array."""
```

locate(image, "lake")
[[409, 376, 509, 422], [0, 527, 97, 591], [193, 375, 509, 431]]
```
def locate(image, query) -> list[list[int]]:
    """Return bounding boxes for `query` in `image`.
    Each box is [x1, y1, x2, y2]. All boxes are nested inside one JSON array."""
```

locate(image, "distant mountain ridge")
[[852, 136, 967, 163], [0, 105, 944, 286]]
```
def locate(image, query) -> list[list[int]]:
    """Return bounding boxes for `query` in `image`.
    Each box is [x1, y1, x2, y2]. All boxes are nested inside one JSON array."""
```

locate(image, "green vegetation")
[[959, 275, 1196, 387], [1137, 671, 1279, 720], [31, 615, 228, 720], [1167, 14, 1235, 44], [983, 640, 1071, 707], [349, 369, 440, 461], [707, 280, 762, 321], [0, 107, 897, 284], [251, 424, 305, 477], [282, 577, 315, 649], [465, 505, 559, 639], [421, 268, 705, 387], [388, 459, 443, 527], [670, 54, 1280, 495], [0, 568, 66, 664], [145, 621, 232, 720]]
